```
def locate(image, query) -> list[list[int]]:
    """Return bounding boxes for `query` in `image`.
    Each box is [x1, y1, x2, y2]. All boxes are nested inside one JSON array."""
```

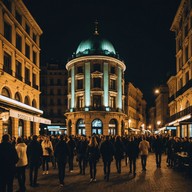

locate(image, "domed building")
[[65, 24, 127, 136]]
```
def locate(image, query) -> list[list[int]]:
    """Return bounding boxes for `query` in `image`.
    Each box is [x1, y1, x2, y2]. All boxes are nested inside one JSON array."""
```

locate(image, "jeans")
[[141, 155, 147, 170]]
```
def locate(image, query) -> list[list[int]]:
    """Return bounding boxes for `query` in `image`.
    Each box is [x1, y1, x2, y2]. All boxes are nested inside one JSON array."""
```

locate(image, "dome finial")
[[94, 19, 99, 35]]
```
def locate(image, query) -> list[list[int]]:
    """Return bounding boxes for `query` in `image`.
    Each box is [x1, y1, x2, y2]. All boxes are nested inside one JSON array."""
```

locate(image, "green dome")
[[76, 35, 116, 57]]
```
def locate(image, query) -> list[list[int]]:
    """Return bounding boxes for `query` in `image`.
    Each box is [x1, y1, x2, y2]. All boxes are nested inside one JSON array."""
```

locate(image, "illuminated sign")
[[166, 126, 176, 130]]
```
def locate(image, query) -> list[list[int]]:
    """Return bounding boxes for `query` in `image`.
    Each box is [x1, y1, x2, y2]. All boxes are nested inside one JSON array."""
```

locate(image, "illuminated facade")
[[0, 0, 50, 139], [167, 0, 192, 137], [65, 26, 127, 136], [124, 82, 147, 134]]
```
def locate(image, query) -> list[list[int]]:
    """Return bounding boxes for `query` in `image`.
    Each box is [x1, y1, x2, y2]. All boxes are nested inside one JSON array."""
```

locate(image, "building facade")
[[40, 62, 68, 134], [167, 0, 192, 137], [124, 82, 147, 134], [65, 27, 127, 136], [0, 0, 50, 139]]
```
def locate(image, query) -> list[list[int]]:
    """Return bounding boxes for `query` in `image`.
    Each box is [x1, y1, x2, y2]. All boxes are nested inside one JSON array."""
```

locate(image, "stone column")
[[71, 66, 75, 111], [85, 121, 91, 136], [85, 62, 90, 109], [33, 122, 39, 135], [103, 62, 109, 107], [117, 67, 122, 110], [24, 120, 30, 137], [12, 117, 19, 138]]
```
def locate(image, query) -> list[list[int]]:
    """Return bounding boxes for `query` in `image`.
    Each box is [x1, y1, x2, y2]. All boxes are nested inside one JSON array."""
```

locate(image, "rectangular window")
[[32, 73, 36, 86], [185, 71, 189, 83], [77, 96, 84, 108], [93, 64, 101, 72], [25, 43, 30, 59], [109, 96, 116, 108], [25, 67, 30, 85], [15, 60, 22, 81], [33, 51, 37, 64], [109, 79, 116, 90], [15, 11, 22, 24], [77, 66, 83, 73], [185, 45, 188, 62], [57, 89, 61, 95], [26, 23, 30, 35], [57, 99, 62, 105], [93, 95, 101, 108], [3, 52, 12, 75], [16, 33, 22, 52], [33, 33, 37, 43], [4, 21, 12, 42], [93, 78, 101, 88], [111, 66, 115, 74], [77, 79, 83, 89]]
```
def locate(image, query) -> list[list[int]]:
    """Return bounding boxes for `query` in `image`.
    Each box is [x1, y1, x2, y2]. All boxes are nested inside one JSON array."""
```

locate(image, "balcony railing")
[[168, 79, 192, 103], [166, 106, 192, 123]]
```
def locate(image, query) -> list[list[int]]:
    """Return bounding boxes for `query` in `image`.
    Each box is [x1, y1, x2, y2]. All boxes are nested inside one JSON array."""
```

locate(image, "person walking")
[[54, 135, 69, 187], [15, 137, 28, 192], [67, 135, 76, 172], [153, 135, 163, 168], [41, 136, 53, 175], [139, 136, 150, 171], [76, 135, 88, 175], [114, 136, 125, 174], [100, 135, 114, 181], [126, 136, 139, 176], [0, 134, 19, 192], [87, 136, 100, 183], [27, 135, 43, 187]]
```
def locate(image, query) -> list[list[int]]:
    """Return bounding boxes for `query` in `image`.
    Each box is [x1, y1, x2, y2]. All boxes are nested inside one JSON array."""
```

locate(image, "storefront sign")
[[34, 116, 51, 124], [10, 109, 33, 121]]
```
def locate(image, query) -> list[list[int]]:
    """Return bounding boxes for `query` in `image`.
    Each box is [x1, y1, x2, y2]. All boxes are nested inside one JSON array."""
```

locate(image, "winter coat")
[[114, 140, 125, 160], [27, 140, 43, 165], [41, 140, 53, 156], [126, 140, 139, 158], [16, 143, 28, 167], [139, 140, 150, 156], [54, 140, 69, 163], [87, 145, 100, 162], [0, 141, 19, 173], [100, 140, 114, 162]]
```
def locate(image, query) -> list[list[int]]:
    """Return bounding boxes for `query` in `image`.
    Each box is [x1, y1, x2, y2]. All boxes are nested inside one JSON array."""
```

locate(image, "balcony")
[[166, 106, 192, 123], [168, 79, 192, 103]]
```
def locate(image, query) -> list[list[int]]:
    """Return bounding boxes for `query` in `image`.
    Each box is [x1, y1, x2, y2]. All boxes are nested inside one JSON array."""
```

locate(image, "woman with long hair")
[[87, 136, 100, 183], [41, 136, 53, 175]]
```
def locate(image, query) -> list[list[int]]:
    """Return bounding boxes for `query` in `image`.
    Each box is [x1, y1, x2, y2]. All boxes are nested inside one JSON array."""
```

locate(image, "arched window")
[[15, 92, 21, 102], [92, 119, 103, 135], [1, 87, 10, 97], [76, 119, 85, 135], [108, 119, 118, 135], [24, 96, 30, 105], [32, 99, 37, 107]]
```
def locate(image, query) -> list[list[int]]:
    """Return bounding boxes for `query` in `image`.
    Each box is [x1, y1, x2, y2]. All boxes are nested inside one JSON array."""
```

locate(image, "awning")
[[9, 109, 51, 125], [167, 114, 191, 126], [128, 128, 140, 132]]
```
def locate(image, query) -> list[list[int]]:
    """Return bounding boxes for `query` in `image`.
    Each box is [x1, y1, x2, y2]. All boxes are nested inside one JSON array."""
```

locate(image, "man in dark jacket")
[[54, 135, 69, 187], [100, 135, 114, 181], [153, 135, 163, 168], [27, 135, 43, 187], [67, 135, 76, 172], [126, 136, 139, 176], [0, 134, 19, 192]]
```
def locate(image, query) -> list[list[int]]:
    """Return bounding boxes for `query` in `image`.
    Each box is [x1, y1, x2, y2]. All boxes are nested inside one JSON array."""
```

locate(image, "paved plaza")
[[13, 154, 192, 192]]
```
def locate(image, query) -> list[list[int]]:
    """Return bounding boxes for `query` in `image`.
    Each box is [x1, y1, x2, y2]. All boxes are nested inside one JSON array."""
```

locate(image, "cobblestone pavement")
[[13, 153, 192, 192]]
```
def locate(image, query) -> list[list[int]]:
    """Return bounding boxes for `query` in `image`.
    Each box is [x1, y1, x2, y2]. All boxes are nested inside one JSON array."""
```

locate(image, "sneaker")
[[60, 184, 64, 187], [46, 171, 49, 175], [42, 171, 46, 175], [93, 178, 96, 182], [90, 178, 93, 183], [70, 170, 74, 173]]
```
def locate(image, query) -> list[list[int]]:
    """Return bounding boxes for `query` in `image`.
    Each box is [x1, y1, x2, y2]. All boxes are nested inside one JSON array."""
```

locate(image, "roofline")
[[170, 0, 186, 32], [17, 0, 43, 35]]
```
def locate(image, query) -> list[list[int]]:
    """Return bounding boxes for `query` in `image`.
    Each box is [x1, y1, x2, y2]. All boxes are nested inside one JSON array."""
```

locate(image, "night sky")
[[23, 0, 181, 108]]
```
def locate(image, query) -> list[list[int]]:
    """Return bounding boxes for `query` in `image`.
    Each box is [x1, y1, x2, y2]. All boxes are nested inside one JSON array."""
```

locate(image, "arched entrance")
[[92, 119, 103, 135], [18, 119, 24, 137], [3, 118, 12, 136], [76, 119, 85, 135], [108, 119, 118, 135]]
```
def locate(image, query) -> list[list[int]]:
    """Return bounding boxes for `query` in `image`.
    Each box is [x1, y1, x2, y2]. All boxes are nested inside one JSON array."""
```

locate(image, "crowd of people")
[[0, 133, 192, 192]]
